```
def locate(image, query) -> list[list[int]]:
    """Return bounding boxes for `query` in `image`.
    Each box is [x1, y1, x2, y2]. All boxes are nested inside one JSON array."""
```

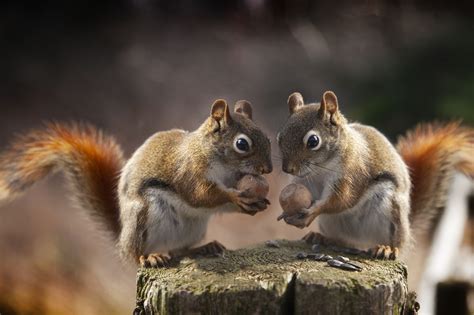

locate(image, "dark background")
[[0, 1, 473, 314]]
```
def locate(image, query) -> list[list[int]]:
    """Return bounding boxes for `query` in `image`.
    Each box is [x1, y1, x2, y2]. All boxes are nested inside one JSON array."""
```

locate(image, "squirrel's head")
[[204, 99, 272, 176], [277, 91, 347, 177]]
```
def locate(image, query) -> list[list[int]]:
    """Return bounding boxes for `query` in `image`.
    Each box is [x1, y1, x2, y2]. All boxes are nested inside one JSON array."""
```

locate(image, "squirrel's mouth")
[[224, 171, 258, 189], [229, 171, 259, 187], [295, 171, 311, 178], [236, 171, 259, 180]]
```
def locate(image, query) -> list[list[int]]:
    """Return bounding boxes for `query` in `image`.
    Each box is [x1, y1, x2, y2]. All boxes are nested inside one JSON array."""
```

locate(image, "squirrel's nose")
[[282, 162, 296, 175], [265, 163, 273, 174], [259, 163, 272, 174]]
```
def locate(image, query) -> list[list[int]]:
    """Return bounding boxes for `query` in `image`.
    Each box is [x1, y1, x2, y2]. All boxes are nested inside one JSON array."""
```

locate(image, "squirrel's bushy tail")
[[396, 122, 474, 237], [0, 123, 124, 239]]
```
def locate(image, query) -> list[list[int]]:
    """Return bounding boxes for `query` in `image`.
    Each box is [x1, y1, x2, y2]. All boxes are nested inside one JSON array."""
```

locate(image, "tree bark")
[[135, 240, 411, 315]]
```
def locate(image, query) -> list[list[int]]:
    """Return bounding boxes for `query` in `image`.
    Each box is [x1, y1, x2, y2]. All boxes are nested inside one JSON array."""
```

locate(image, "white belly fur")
[[316, 181, 395, 249], [145, 189, 234, 253]]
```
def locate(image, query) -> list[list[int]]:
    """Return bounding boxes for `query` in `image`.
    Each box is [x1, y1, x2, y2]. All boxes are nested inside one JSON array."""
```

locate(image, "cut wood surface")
[[135, 240, 411, 315]]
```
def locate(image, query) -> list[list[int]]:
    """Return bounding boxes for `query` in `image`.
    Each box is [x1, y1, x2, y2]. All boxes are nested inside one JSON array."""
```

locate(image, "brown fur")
[[278, 91, 411, 253], [0, 100, 272, 265], [116, 100, 272, 262], [396, 122, 474, 237], [127, 129, 232, 208], [125, 109, 272, 209], [312, 140, 369, 216], [306, 123, 410, 219], [279, 91, 472, 256], [0, 122, 124, 238]]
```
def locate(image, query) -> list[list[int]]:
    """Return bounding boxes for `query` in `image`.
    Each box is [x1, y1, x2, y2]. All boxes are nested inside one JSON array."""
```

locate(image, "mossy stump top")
[[135, 240, 410, 315]]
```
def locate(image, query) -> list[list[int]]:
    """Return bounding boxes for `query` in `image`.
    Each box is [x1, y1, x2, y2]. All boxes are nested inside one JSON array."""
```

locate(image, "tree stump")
[[135, 240, 412, 315]]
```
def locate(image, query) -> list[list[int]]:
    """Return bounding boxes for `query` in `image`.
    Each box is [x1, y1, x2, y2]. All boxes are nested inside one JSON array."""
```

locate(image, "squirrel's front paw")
[[139, 253, 171, 268], [281, 209, 314, 229], [233, 189, 270, 215]]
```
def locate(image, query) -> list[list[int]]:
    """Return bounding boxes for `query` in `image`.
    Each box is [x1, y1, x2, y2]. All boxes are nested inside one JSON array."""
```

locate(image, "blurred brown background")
[[0, 1, 473, 314]]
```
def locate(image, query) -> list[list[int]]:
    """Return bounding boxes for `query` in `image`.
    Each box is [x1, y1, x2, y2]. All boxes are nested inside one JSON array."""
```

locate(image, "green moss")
[[136, 240, 408, 315]]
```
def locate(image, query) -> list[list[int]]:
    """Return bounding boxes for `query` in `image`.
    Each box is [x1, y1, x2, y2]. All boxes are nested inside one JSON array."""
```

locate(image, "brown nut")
[[236, 175, 269, 199], [279, 183, 312, 215]]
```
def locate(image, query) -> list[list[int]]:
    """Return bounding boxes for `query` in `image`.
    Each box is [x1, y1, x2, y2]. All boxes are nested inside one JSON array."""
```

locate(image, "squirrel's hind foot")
[[368, 245, 399, 260], [190, 240, 226, 257], [139, 253, 171, 268], [302, 232, 330, 245], [171, 240, 227, 259]]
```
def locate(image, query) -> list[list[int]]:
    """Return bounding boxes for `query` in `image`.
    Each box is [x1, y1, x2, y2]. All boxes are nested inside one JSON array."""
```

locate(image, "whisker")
[[304, 166, 316, 187], [303, 163, 321, 174], [304, 173, 311, 187], [305, 161, 341, 174]]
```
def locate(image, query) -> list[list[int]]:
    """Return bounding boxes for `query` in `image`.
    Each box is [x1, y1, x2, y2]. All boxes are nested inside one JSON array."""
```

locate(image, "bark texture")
[[135, 240, 410, 315]]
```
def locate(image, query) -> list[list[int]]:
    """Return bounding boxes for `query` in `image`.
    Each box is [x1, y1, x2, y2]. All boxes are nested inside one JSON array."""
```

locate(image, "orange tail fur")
[[0, 123, 124, 239], [397, 122, 474, 237]]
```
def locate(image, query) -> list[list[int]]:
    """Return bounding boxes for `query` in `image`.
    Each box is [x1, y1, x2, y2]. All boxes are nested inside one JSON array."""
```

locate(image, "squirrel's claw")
[[232, 190, 269, 215], [283, 210, 313, 229], [139, 253, 171, 268], [276, 213, 286, 221], [368, 245, 399, 260], [238, 200, 267, 215], [279, 206, 315, 228], [169, 241, 227, 259], [191, 240, 226, 257], [302, 231, 329, 245]]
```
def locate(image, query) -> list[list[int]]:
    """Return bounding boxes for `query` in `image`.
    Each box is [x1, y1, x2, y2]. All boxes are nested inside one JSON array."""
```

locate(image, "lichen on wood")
[[135, 240, 410, 315]]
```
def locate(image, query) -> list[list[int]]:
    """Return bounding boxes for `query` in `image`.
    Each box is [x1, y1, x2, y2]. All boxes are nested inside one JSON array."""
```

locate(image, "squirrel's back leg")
[[317, 181, 410, 259], [118, 183, 212, 265], [366, 193, 411, 260]]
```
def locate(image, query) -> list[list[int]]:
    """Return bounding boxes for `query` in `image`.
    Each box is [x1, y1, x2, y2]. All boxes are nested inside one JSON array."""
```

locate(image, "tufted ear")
[[210, 99, 232, 131], [288, 92, 304, 114], [319, 91, 344, 125], [234, 100, 253, 120]]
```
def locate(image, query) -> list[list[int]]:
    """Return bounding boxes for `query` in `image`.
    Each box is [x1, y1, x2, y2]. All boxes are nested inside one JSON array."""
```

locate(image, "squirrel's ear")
[[319, 91, 344, 125], [288, 92, 304, 114], [210, 99, 232, 130], [234, 100, 253, 120]]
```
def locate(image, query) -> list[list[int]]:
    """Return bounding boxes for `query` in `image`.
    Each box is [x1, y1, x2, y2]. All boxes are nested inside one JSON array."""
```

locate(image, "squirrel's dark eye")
[[233, 134, 252, 154], [303, 131, 322, 151], [307, 135, 320, 148], [236, 138, 249, 151]]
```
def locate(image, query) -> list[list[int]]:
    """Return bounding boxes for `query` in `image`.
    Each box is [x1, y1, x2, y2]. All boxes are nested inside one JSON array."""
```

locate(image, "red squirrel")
[[0, 99, 272, 267], [277, 91, 473, 259]]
